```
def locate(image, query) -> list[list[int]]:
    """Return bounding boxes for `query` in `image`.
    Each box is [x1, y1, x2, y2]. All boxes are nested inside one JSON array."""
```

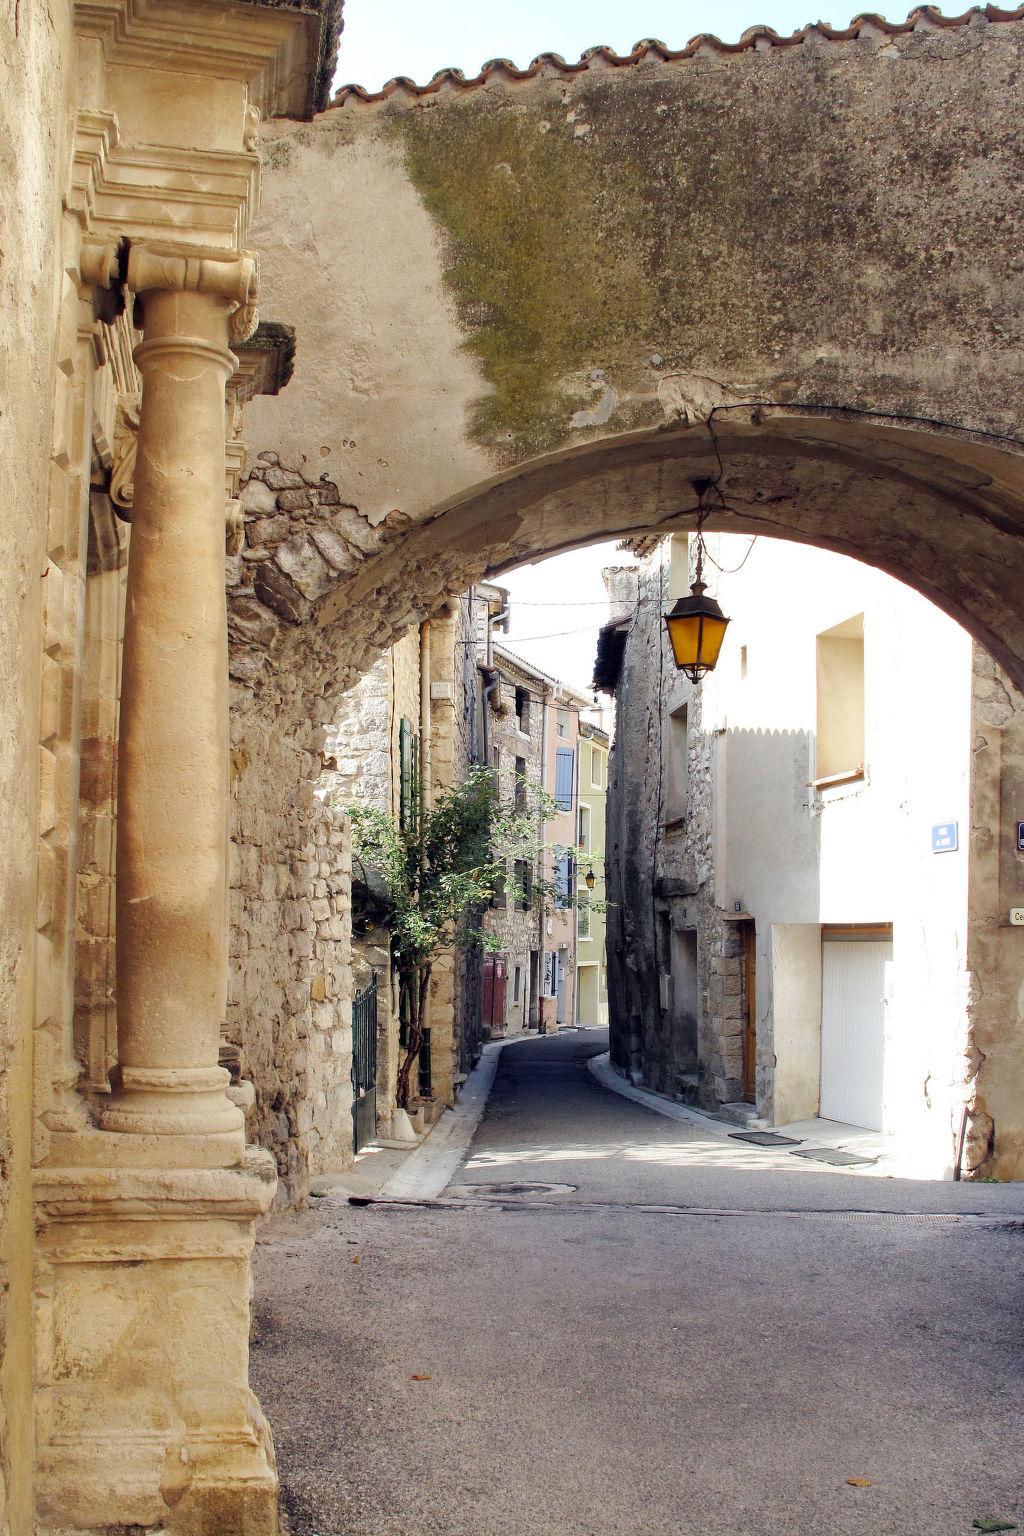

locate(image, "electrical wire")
[[456, 618, 635, 645], [701, 535, 759, 576]]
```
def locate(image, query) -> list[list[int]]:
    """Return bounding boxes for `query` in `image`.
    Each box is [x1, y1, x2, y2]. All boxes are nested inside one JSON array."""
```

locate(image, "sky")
[[493, 543, 629, 700], [334, 0, 909, 91], [333, 0, 910, 695]]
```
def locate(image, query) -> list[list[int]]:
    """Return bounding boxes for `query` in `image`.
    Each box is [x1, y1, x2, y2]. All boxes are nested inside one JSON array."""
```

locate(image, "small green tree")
[[344, 766, 599, 1109]]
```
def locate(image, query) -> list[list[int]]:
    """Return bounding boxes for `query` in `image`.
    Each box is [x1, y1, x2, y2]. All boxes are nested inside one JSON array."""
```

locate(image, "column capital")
[[127, 240, 259, 344]]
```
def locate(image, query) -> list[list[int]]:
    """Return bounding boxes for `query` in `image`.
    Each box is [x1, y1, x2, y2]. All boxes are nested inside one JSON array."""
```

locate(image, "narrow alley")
[[253, 1032, 1024, 1536]]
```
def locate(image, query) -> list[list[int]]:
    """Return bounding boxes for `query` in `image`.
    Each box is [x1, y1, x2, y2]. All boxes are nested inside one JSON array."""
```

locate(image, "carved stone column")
[[100, 242, 255, 1165], [33, 241, 280, 1536]]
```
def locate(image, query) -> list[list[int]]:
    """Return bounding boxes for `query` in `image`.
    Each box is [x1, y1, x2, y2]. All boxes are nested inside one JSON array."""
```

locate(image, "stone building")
[[478, 644, 592, 1034], [576, 723, 610, 1028], [600, 534, 1024, 1179], [540, 671, 591, 1030], [480, 643, 547, 1035], [8, 3, 1024, 1529], [327, 594, 485, 1140]]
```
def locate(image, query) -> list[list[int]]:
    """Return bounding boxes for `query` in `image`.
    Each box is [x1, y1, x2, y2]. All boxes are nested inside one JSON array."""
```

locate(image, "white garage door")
[[820, 939, 891, 1131]]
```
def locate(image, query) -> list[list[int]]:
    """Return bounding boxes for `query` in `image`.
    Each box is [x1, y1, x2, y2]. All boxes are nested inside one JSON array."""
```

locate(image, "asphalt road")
[[253, 1030, 1024, 1536]]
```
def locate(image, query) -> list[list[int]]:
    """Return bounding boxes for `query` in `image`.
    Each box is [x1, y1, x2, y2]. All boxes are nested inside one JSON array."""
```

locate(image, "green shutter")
[[399, 718, 412, 830]]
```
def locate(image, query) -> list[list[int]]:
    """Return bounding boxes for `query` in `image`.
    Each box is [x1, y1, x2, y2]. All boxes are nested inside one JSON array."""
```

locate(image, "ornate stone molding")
[[109, 391, 140, 516], [232, 319, 297, 402], [128, 238, 259, 358], [73, 0, 332, 120], [69, 107, 260, 251], [34, 1145, 277, 1222], [127, 239, 256, 309]]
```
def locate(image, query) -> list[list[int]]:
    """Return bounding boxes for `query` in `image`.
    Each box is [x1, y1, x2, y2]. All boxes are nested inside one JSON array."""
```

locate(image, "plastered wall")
[[606, 533, 1024, 1177], [0, 5, 74, 1528]]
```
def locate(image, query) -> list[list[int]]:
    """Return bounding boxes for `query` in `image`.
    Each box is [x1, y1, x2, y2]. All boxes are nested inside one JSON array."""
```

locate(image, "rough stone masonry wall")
[[966, 647, 1024, 1178], [227, 702, 354, 1207], [605, 548, 743, 1106], [605, 559, 668, 1082], [226, 451, 371, 1205]]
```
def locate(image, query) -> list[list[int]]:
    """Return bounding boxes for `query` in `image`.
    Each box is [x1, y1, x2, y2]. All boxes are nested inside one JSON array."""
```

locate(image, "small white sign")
[[1010, 908, 1024, 927]]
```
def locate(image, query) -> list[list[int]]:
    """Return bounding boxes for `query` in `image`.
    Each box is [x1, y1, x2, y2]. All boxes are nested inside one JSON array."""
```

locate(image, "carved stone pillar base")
[[33, 1149, 279, 1535]]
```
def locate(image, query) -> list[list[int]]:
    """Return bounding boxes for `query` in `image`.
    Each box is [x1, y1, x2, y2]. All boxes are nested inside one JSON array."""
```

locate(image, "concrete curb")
[[587, 1051, 734, 1140], [379, 1039, 507, 1200]]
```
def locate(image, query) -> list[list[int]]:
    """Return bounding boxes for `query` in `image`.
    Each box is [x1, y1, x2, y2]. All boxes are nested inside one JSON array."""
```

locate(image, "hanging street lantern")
[[584, 868, 596, 892], [664, 515, 730, 683]]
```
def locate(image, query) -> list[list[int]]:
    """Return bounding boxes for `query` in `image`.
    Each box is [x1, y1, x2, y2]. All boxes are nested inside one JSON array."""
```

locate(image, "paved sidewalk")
[[308, 1040, 510, 1203], [588, 1049, 960, 1185]]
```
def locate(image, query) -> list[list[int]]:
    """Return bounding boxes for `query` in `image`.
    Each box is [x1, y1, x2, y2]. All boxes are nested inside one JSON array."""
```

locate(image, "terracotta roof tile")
[[331, 5, 1024, 108]]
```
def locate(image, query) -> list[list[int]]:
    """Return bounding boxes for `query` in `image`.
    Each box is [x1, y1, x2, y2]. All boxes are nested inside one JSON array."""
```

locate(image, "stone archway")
[[231, 409, 1024, 700], [225, 399, 1024, 1196], [226, 10, 1024, 1207]]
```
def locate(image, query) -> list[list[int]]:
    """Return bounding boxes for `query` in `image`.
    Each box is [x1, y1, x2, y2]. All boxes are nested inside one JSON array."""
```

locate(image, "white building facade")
[[601, 534, 1024, 1179]]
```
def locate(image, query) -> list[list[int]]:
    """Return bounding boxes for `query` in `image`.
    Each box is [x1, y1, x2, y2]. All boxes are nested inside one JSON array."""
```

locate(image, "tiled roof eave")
[[330, 5, 1024, 109]]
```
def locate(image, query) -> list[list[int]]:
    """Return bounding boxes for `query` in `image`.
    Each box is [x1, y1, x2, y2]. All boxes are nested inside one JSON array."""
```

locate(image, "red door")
[[482, 955, 508, 1038]]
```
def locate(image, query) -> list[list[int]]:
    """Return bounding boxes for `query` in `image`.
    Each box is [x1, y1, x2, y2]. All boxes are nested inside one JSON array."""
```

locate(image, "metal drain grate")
[[447, 1181, 576, 1199], [729, 1130, 804, 1147], [791, 1147, 878, 1168]]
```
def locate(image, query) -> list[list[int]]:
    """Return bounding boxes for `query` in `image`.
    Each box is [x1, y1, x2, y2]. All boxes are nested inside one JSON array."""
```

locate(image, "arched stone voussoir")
[[232, 409, 1024, 716]]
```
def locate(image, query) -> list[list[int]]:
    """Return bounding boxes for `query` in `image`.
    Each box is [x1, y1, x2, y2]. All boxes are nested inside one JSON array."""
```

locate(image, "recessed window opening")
[[556, 707, 569, 738], [740, 644, 748, 679], [515, 859, 532, 911], [515, 755, 527, 810], [515, 686, 530, 733], [590, 748, 603, 789], [815, 614, 865, 784], [666, 704, 688, 822]]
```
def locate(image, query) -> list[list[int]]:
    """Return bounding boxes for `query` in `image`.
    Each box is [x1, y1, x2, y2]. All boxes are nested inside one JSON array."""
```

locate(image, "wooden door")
[[482, 955, 508, 1037]]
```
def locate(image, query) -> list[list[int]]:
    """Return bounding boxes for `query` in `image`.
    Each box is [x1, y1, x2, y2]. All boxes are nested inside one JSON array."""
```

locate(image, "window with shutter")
[[554, 854, 572, 907], [554, 746, 574, 810]]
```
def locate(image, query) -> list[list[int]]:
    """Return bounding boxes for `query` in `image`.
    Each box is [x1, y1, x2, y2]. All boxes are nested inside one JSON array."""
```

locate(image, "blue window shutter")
[[554, 747, 574, 810], [554, 854, 572, 906]]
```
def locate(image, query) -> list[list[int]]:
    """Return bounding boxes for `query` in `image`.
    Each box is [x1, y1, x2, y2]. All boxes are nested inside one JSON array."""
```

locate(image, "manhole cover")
[[447, 1181, 576, 1199], [790, 1147, 878, 1168], [729, 1131, 804, 1147]]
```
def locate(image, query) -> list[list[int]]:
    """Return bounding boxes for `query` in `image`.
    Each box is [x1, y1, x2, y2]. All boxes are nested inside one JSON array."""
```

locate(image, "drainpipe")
[[481, 669, 498, 766], [419, 620, 432, 819], [536, 682, 550, 1030], [572, 713, 582, 1027]]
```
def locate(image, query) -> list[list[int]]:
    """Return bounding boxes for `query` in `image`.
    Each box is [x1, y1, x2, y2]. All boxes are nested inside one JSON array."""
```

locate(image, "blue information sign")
[[931, 821, 959, 853], [1017, 821, 1024, 853]]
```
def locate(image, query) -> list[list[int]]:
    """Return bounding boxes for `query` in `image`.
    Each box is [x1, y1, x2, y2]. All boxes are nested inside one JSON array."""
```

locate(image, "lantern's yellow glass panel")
[[667, 614, 702, 669], [700, 615, 729, 668]]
